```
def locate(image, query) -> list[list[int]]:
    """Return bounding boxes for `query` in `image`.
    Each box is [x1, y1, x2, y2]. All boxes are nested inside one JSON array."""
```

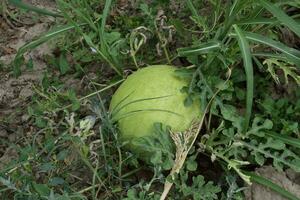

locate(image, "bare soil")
[[0, 0, 56, 164]]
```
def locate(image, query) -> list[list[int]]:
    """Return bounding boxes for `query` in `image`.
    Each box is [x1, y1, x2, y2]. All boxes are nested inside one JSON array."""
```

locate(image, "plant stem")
[[154, 19, 171, 64], [131, 51, 139, 69]]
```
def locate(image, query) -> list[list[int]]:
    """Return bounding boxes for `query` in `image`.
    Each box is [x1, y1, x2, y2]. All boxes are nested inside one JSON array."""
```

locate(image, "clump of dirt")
[[0, 147, 18, 171], [245, 166, 300, 200]]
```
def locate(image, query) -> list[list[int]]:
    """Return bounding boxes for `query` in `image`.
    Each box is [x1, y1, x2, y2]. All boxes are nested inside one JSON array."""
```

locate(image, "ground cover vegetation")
[[1, 0, 300, 199]]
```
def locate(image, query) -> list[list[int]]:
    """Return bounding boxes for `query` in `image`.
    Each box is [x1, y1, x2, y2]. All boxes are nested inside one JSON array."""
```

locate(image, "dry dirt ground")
[[0, 1, 300, 199], [0, 0, 57, 168], [0, 0, 56, 113]]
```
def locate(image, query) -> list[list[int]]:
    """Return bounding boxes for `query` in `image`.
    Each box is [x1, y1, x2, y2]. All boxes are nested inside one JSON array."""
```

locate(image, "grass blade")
[[13, 23, 87, 76], [237, 14, 300, 25], [265, 132, 300, 149], [177, 41, 221, 56], [252, 52, 290, 60], [244, 171, 300, 200], [56, 0, 121, 76], [186, 0, 207, 30], [9, 0, 62, 17], [230, 32, 300, 66], [56, 0, 97, 31], [233, 25, 254, 133], [259, 0, 300, 38], [237, 18, 278, 25], [186, 0, 201, 21], [15, 24, 87, 59], [100, 0, 112, 55]]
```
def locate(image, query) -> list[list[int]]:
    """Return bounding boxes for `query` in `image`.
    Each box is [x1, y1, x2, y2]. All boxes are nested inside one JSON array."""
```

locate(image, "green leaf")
[[48, 190, 56, 200], [233, 25, 254, 133], [230, 32, 300, 66], [176, 173, 221, 200], [9, 0, 62, 17], [263, 58, 300, 85], [253, 52, 290, 61], [59, 54, 69, 75], [186, 159, 198, 171], [131, 123, 174, 170], [26, 57, 34, 70], [237, 17, 278, 25], [247, 117, 273, 137], [220, 104, 244, 132], [150, 151, 162, 165], [177, 41, 221, 56], [15, 24, 84, 55], [171, 19, 186, 38], [67, 90, 80, 111], [186, 0, 207, 30], [57, 150, 69, 161], [56, 0, 97, 31], [32, 183, 50, 196], [267, 138, 285, 150], [174, 68, 194, 79], [253, 153, 265, 166], [49, 177, 64, 186], [105, 32, 121, 44], [124, 189, 138, 200], [100, 0, 112, 53], [259, 0, 300, 38], [81, 33, 122, 76], [0, 177, 19, 192], [265, 132, 300, 149], [241, 139, 300, 172], [36, 116, 47, 128], [140, 3, 150, 15], [39, 163, 55, 172]]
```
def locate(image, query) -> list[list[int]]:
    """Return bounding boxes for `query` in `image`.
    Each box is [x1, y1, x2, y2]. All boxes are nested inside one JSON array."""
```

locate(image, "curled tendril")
[[129, 26, 152, 69], [154, 10, 175, 64]]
